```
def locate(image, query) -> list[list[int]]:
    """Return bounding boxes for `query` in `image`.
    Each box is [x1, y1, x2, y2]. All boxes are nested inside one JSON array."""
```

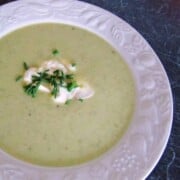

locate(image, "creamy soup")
[[0, 24, 135, 166]]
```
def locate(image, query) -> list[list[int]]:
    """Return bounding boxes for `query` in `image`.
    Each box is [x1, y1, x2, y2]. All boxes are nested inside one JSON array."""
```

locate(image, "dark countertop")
[[0, 0, 179, 179]]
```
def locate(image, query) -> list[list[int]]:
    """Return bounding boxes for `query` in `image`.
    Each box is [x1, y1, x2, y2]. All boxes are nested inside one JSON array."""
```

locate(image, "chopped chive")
[[66, 74, 74, 79], [20, 62, 80, 100], [51, 84, 59, 98], [23, 81, 40, 98], [53, 69, 60, 76], [67, 81, 78, 92], [52, 49, 59, 55], [65, 99, 72, 105], [60, 70, 65, 79], [71, 63, 76, 67], [79, 99, 84, 102], [23, 62, 29, 70], [15, 75, 22, 82]]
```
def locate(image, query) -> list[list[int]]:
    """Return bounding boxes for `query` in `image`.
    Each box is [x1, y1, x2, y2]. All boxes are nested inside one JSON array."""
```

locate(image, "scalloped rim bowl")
[[0, 0, 173, 179]]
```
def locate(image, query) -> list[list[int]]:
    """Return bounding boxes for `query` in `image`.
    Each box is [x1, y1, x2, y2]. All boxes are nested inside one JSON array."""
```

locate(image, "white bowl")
[[0, 0, 173, 179]]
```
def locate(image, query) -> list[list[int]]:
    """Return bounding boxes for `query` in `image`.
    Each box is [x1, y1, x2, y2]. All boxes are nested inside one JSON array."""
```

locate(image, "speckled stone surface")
[[0, 0, 179, 179]]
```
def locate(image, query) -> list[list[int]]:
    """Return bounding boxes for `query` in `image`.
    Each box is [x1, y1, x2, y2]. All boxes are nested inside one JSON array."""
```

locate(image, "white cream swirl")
[[23, 60, 94, 104]]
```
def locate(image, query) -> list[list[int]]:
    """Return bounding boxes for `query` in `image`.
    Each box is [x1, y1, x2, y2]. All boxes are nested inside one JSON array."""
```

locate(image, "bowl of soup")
[[0, 23, 135, 167], [0, 0, 173, 179]]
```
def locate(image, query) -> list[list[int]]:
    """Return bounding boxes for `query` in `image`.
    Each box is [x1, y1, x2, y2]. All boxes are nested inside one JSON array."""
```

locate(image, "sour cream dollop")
[[23, 60, 94, 104]]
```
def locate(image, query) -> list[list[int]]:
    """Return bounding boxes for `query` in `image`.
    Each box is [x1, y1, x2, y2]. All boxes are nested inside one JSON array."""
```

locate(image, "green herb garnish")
[[51, 82, 59, 98], [71, 63, 76, 67], [24, 82, 40, 98], [67, 81, 78, 92], [65, 99, 72, 105], [23, 70, 78, 98], [52, 49, 59, 55], [18, 61, 79, 99], [23, 62, 29, 70], [66, 74, 74, 79], [15, 75, 22, 82], [79, 99, 84, 102]]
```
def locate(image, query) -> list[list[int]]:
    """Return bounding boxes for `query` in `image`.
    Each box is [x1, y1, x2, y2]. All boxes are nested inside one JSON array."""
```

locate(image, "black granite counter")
[[0, 0, 179, 179]]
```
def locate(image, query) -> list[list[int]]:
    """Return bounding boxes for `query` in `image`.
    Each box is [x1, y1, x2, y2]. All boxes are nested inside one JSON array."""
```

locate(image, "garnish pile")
[[17, 62, 79, 98], [15, 49, 94, 105]]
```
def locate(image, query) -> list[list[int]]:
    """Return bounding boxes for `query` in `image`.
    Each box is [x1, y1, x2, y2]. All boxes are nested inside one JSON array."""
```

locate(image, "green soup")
[[0, 23, 135, 166]]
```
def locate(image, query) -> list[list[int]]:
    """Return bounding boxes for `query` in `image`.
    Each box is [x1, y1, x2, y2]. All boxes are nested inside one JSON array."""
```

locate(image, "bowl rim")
[[0, 0, 173, 179]]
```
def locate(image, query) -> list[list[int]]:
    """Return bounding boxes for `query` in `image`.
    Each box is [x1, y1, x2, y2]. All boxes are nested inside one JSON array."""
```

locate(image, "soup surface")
[[0, 23, 135, 166]]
